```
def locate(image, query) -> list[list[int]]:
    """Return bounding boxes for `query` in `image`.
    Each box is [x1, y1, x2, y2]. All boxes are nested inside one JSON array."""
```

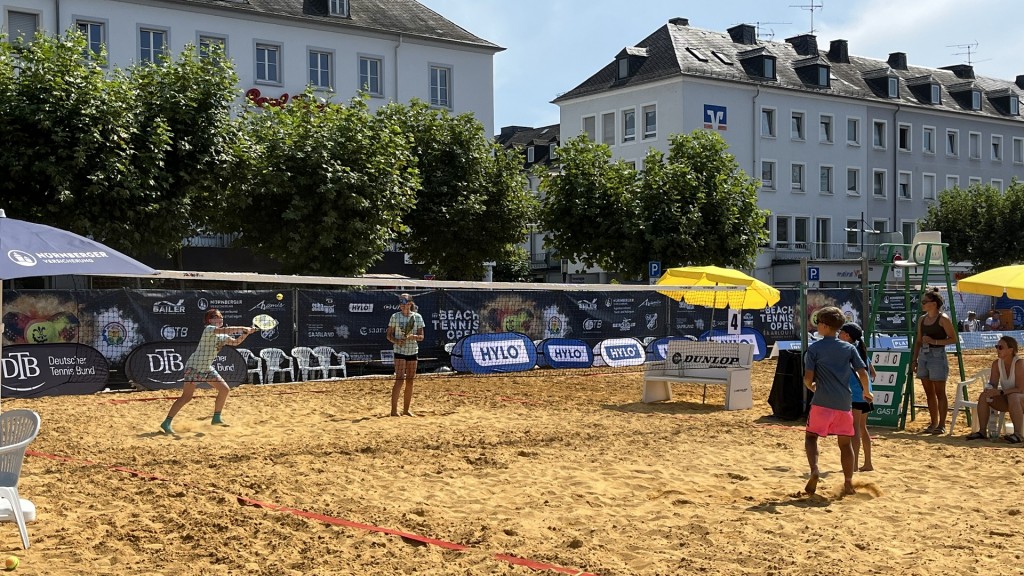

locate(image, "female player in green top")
[[387, 293, 425, 416], [160, 308, 253, 434]]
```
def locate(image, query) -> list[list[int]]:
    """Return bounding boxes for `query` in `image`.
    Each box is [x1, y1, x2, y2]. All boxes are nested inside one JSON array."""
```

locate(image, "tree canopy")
[[920, 180, 1024, 271], [538, 130, 768, 278]]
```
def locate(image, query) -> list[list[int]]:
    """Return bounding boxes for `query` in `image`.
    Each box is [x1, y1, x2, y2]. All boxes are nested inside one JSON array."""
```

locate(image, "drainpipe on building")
[[394, 34, 403, 101], [751, 85, 761, 183], [893, 103, 901, 233], [54, 0, 61, 34]]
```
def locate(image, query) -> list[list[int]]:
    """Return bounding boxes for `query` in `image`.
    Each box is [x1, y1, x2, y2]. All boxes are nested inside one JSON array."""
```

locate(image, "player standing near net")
[[802, 307, 873, 496], [387, 293, 425, 417], [160, 308, 253, 434]]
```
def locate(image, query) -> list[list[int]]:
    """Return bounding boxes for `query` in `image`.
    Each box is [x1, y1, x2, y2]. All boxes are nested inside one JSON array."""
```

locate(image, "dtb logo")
[[703, 104, 727, 130], [1, 352, 40, 380], [147, 349, 184, 374]]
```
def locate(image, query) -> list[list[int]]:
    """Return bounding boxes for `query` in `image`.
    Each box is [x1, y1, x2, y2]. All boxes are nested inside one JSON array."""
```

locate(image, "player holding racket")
[[160, 308, 254, 434], [387, 293, 425, 416]]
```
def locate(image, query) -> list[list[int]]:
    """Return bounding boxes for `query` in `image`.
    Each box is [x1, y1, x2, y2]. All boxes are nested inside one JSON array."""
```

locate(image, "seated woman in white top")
[[966, 335, 1024, 442]]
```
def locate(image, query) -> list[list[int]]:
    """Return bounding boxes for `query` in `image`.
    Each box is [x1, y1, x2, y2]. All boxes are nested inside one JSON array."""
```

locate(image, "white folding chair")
[[260, 348, 295, 384], [949, 369, 1006, 435], [312, 346, 348, 379], [0, 410, 40, 549], [235, 348, 263, 385], [291, 347, 328, 381]]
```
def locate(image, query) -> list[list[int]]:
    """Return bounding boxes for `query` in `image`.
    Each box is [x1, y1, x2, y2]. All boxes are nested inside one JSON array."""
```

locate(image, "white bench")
[[642, 341, 755, 410]]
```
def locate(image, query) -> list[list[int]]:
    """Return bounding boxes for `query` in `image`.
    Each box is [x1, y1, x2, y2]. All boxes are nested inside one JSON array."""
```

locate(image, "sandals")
[[930, 426, 945, 435], [1003, 433, 1023, 444], [965, 431, 987, 440], [921, 425, 936, 434]]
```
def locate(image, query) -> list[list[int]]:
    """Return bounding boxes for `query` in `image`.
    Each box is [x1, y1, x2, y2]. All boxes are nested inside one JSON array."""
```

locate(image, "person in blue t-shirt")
[[802, 307, 873, 496], [839, 322, 876, 472]]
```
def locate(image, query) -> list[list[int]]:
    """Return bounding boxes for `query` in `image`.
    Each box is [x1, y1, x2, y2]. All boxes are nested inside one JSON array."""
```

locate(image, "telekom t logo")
[[703, 104, 728, 130]]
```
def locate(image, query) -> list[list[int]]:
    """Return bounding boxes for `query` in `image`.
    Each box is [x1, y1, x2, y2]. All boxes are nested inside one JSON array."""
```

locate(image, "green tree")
[[380, 100, 536, 280], [920, 181, 1024, 270], [222, 94, 418, 275], [492, 246, 533, 282], [539, 130, 768, 277]]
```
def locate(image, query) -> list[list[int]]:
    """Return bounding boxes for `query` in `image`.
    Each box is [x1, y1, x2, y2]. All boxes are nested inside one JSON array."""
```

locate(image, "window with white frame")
[[846, 218, 859, 248], [819, 165, 833, 194], [329, 0, 349, 16], [601, 112, 614, 145], [819, 115, 833, 144], [922, 126, 935, 154], [873, 170, 886, 197], [139, 27, 167, 64], [77, 20, 104, 60], [359, 56, 382, 96], [198, 35, 226, 59], [969, 131, 981, 159], [791, 163, 805, 192], [622, 109, 636, 142], [7, 11, 38, 44], [255, 43, 281, 83], [795, 217, 809, 249], [1014, 137, 1024, 164], [930, 84, 941, 104], [946, 175, 959, 190], [898, 171, 912, 199], [549, 143, 557, 159], [642, 105, 656, 139], [922, 173, 936, 200], [308, 50, 332, 89], [972, 91, 982, 110], [946, 129, 959, 157], [429, 65, 452, 108], [582, 116, 596, 141], [887, 77, 899, 98], [761, 160, 776, 190], [847, 167, 860, 195], [898, 123, 911, 151], [992, 135, 1003, 161], [873, 120, 886, 148], [968, 176, 982, 186], [526, 147, 535, 163], [791, 111, 805, 140], [992, 178, 1004, 192], [761, 107, 776, 137], [775, 215, 790, 247], [847, 117, 860, 145]]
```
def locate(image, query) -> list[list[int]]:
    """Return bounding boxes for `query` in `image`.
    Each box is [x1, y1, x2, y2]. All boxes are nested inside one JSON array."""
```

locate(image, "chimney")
[[727, 24, 757, 45], [941, 64, 975, 79], [828, 39, 849, 63], [668, 17, 689, 26], [887, 52, 908, 71], [785, 34, 818, 56], [1016, 75, 1024, 90]]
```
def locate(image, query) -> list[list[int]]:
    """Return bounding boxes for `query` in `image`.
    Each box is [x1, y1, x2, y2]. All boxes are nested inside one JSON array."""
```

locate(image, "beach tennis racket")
[[251, 314, 279, 331]]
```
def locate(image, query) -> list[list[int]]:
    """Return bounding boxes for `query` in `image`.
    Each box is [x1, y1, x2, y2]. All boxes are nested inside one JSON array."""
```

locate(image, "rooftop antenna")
[[947, 41, 982, 66], [790, 1, 824, 34], [754, 21, 791, 41]]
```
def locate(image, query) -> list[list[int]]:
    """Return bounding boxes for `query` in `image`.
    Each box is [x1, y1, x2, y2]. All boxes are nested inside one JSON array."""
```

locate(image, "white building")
[[554, 18, 1024, 286], [4, 0, 501, 134]]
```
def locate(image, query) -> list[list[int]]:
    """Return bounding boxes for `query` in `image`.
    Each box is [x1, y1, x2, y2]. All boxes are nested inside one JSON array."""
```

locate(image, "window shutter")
[[8, 11, 38, 41]]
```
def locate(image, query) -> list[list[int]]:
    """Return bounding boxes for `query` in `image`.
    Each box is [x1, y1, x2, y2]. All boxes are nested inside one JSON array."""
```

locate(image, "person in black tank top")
[[910, 289, 955, 434]]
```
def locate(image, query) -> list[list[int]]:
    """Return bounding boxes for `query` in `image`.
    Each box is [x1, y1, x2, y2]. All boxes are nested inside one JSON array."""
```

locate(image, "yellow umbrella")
[[656, 265, 781, 309], [957, 265, 1024, 298]]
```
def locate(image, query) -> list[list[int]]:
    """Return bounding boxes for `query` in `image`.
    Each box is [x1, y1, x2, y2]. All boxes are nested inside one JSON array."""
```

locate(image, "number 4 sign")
[[727, 308, 741, 335]]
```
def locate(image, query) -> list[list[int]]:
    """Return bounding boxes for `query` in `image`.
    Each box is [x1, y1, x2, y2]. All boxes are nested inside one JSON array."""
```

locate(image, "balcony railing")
[[767, 242, 886, 261]]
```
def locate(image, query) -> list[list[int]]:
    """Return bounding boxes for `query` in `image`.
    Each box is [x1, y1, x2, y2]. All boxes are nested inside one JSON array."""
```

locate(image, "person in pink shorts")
[[802, 306, 873, 496]]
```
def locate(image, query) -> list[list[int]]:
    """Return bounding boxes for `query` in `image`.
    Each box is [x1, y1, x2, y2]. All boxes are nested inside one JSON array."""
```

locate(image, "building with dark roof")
[[555, 18, 1024, 286], [7, 0, 502, 133]]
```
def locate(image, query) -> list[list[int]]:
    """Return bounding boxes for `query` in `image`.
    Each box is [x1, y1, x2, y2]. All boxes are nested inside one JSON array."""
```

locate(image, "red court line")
[[26, 449, 597, 576]]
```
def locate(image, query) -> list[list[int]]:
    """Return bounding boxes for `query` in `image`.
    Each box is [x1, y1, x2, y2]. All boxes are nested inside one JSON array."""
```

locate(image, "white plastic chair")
[[893, 231, 944, 268], [235, 348, 263, 385], [0, 410, 40, 549], [291, 347, 328, 381], [312, 346, 348, 379], [948, 369, 1007, 436], [260, 348, 295, 384]]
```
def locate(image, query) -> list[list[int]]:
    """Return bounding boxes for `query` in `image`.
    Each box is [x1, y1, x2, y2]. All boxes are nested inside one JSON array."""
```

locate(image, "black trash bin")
[[768, 349, 807, 420]]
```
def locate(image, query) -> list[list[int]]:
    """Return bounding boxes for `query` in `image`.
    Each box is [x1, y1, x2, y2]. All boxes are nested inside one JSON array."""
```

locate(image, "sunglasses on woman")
[[996, 344, 1008, 350]]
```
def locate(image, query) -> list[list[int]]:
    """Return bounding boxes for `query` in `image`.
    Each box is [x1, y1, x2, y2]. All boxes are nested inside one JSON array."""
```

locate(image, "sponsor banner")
[[1, 344, 109, 398], [124, 342, 247, 390], [537, 338, 593, 369], [646, 336, 695, 361], [699, 328, 769, 361], [449, 332, 536, 374], [594, 337, 645, 368]]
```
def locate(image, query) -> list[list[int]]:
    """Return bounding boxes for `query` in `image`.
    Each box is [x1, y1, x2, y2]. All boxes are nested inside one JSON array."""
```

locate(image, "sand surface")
[[1, 353, 1020, 575]]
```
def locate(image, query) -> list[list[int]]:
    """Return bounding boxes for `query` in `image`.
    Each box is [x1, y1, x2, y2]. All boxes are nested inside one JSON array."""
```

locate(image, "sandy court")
[[0, 352, 1020, 575]]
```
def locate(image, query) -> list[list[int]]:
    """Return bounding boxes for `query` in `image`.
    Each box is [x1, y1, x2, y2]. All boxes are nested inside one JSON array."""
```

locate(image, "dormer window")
[[986, 88, 1020, 116], [617, 58, 629, 79], [887, 77, 899, 98], [972, 91, 982, 110], [948, 81, 983, 111], [549, 143, 557, 159], [906, 75, 941, 105], [614, 46, 648, 81], [1012, 97, 1019, 116], [764, 56, 776, 79], [527, 146, 535, 163], [794, 57, 830, 88], [329, 0, 349, 16], [738, 47, 777, 81], [931, 84, 941, 104]]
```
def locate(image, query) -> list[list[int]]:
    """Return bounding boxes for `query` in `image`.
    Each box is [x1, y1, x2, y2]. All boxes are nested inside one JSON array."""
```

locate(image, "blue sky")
[[417, 0, 1024, 133]]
